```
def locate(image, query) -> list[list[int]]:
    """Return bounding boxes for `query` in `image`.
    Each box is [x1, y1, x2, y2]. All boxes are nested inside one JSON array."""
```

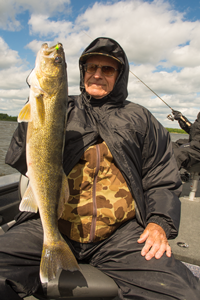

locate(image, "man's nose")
[[93, 66, 103, 77]]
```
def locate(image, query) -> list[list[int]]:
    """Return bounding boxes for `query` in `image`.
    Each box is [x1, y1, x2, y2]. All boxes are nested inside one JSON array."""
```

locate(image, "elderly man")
[[2, 37, 200, 300]]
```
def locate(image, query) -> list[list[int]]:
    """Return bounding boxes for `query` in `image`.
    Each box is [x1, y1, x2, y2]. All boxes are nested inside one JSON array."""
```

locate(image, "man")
[[1, 37, 200, 299], [172, 110, 200, 170]]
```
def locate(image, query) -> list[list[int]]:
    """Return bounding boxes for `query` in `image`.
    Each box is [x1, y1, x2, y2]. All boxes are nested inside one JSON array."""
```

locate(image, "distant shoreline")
[[165, 128, 187, 134], [0, 113, 17, 122], [0, 116, 187, 134]]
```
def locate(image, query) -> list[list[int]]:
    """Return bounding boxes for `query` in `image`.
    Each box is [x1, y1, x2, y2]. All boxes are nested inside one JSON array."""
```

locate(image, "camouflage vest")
[[58, 141, 135, 243]]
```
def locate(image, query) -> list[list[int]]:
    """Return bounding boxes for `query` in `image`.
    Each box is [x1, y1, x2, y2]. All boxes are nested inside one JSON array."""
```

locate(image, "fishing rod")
[[129, 70, 175, 122], [82, 32, 191, 126], [129, 70, 191, 126], [83, 32, 173, 110], [129, 70, 172, 110]]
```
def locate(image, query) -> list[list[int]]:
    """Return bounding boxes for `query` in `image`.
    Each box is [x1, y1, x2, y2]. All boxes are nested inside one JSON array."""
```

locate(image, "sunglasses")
[[83, 63, 118, 77]]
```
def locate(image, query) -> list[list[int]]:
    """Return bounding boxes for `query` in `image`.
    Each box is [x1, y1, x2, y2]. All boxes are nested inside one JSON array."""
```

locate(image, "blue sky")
[[0, 0, 200, 127]]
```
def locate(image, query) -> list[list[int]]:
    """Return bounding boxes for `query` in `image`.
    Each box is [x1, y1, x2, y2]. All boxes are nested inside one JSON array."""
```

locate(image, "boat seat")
[[25, 264, 119, 300], [17, 174, 119, 300], [185, 162, 200, 200], [0, 216, 119, 300], [0, 173, 20, 196]]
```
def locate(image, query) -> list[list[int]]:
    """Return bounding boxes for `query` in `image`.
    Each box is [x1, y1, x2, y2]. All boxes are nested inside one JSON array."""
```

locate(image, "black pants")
[[0, 216, 200, 300], [172, 139, 200, 169]]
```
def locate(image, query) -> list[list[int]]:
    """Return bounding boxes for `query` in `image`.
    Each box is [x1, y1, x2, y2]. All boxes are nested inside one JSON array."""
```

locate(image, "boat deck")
[[169, 180, 200, 278]]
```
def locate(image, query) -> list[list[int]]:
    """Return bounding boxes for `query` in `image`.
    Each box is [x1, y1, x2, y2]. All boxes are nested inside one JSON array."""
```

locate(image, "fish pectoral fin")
[[18, 102, 32, 122], [57, 172, 69, 219], [40, 239, 80, 283], [36, 94, 45, 123], [19, 184, 38, 213]]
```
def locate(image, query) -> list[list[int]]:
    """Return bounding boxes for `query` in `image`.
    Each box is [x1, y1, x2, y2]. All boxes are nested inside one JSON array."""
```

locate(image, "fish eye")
[[55, 56, 62, 63]]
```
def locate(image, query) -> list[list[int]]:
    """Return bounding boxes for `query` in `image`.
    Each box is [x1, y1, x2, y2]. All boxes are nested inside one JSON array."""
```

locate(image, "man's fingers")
[[140, 238, 151, 254], [137, 230, 149, 244], [154, 243, 171, 259], [166, 244, 172, 257], [142, 239, 161, 260], [138, 223, 172, 260], [142, 241, 170, 260], [154, 242, 168, 259]]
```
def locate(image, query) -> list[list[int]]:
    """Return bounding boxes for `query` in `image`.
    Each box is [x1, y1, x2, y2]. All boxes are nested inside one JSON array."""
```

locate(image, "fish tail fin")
[[40, 239, 80, 283], [19, 183, 38, 213]]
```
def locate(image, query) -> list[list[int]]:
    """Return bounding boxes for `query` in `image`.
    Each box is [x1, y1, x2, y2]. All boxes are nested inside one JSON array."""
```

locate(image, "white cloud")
[[74, 0, 191, 64], [0, 65, 30, 116], [1, 0, 200, 127], [25, 39, 50, 56], [127, 62, 200, 124], [0, 37, 22, 68], [28, 15, 73, 37], [0, 0, 71, 31], [0, 66, 30, 89], [0, 96, 28, 116], [0, 88, 29, 99], [0, 37, 30, 115]]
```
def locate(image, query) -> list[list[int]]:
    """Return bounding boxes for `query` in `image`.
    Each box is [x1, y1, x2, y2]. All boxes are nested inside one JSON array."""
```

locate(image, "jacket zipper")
[[89, 144, 100, 242]]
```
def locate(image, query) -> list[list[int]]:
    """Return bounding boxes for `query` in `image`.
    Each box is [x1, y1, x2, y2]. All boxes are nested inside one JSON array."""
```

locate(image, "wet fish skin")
[[18, 43, 80, 283]]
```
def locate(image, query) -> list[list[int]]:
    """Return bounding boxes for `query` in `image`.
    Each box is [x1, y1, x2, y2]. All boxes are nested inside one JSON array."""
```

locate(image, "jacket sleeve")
[[178, 117, 192, 134], [5, 122, 28, 175], [141, 112, 182, 239], [189, 112, 200, 142]]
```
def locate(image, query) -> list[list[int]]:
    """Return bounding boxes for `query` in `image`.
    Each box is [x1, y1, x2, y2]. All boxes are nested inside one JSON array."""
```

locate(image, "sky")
[[0, 0, 200, 128]]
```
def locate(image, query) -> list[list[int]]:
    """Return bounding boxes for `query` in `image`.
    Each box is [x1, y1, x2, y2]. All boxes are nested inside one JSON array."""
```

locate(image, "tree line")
[[0, 113, 186, 133], [0, 113, 17, 122], [165, 127, 187, 134]]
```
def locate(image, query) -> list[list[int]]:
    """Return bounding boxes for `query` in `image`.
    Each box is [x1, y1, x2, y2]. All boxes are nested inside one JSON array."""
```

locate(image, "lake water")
[[0, 120, 189, 176], [0, 121, 18, 176]]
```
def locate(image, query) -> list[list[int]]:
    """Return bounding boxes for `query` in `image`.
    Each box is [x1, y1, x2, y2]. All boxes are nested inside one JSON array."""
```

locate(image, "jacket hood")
[[79, 37, 129, 105]]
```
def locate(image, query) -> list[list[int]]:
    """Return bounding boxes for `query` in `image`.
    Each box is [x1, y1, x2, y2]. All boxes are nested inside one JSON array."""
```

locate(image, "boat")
[[0, 168, 200, 299]]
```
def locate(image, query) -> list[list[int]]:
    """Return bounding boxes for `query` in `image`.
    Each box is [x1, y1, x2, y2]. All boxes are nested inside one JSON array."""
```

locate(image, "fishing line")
[[129, 70, 172, 110], [129, 70, 193, 125], [129, 70, 192, 125], [82, 32, 172, 108], [82, 30, 94, 40], [82, 32, 188, 123]]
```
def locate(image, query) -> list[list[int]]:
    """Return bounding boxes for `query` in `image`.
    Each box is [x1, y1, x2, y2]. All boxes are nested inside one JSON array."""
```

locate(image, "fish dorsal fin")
[[18, 102, 31, 123], [57, 172, 69, 219], [19, 183, 38, 213]]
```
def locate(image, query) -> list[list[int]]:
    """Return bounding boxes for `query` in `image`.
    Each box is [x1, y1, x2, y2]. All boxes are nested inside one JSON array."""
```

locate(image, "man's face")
[[84, 55, 119, 99]]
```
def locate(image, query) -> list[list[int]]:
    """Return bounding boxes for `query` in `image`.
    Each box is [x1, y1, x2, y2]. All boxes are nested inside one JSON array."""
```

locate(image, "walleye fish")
[[18, 43, 79, 283]]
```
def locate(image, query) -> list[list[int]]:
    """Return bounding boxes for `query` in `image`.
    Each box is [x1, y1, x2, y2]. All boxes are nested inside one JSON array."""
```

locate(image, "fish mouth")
[[41, 43, 64, 57], [32, 42, 67, 83]]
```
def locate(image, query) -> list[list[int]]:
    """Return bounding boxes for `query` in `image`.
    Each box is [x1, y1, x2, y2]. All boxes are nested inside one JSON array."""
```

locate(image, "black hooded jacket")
[[5, 37, 182, 239]]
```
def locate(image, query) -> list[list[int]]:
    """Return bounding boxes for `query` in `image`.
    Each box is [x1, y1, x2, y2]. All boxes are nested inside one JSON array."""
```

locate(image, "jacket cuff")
[[147, 215, 171, 239]]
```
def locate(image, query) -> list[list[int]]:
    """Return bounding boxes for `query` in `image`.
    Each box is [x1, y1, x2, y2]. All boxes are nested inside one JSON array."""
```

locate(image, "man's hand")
[[137, 223, 171, 260], [172, 109, 182, 120]]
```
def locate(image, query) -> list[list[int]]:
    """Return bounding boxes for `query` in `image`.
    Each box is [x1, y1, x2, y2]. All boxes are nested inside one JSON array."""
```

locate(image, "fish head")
[[34, 43, 67, 95]]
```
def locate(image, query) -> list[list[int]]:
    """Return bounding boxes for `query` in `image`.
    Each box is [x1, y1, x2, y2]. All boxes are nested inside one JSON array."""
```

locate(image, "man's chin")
[[87, 88, 107, 99], [90, 94, 105, 99]]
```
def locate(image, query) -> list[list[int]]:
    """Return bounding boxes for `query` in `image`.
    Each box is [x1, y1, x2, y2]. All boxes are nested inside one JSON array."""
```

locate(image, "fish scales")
[[18, 43, 80, 283]]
